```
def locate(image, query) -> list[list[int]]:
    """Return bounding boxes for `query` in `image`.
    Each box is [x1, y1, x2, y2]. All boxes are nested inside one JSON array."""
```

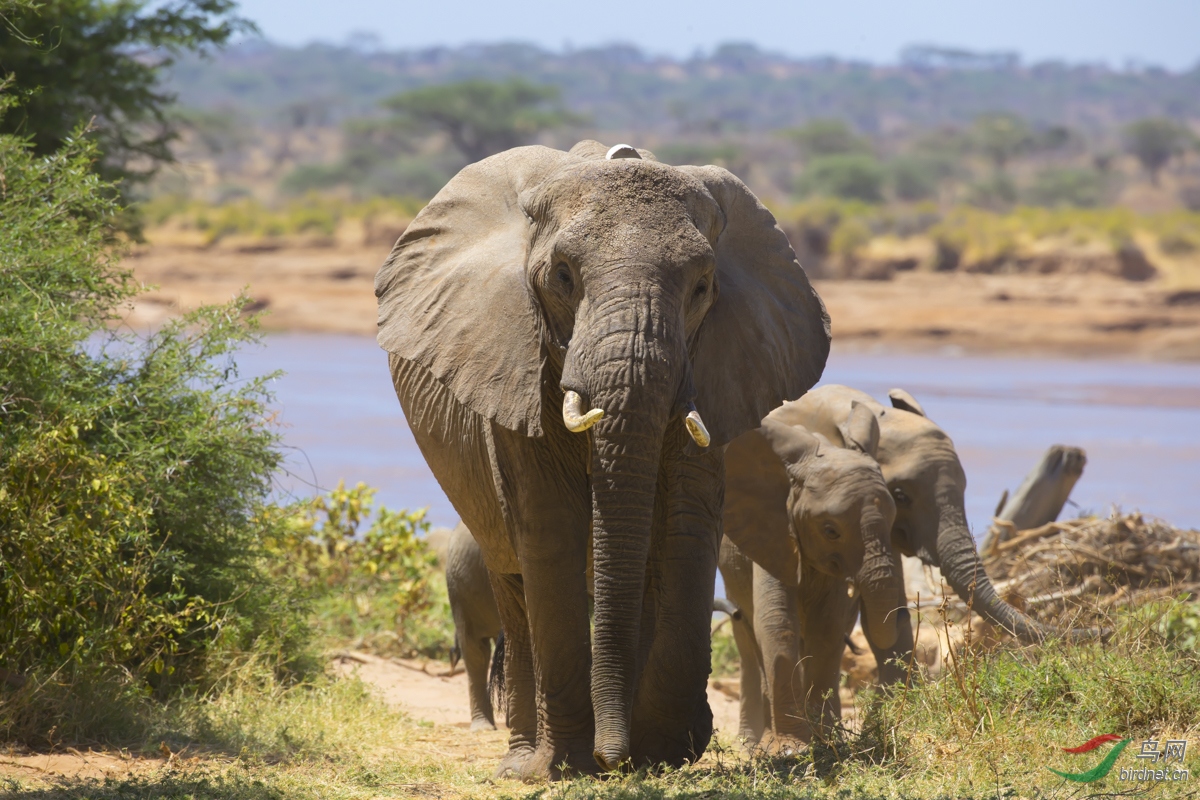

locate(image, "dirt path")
[[332, 651, 743, 745]]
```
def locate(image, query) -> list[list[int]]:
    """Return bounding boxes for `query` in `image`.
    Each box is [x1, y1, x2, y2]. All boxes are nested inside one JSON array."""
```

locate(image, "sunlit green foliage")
[[0, 101, 310, 743], [265, 482, 453, 659]]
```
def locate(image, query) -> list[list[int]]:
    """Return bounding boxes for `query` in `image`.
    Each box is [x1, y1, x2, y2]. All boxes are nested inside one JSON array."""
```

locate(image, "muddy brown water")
[[238, 334, 1200, 538]]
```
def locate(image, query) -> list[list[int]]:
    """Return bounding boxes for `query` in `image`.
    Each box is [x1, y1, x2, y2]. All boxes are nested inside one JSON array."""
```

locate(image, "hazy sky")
[[237, 0, 1198, 69]]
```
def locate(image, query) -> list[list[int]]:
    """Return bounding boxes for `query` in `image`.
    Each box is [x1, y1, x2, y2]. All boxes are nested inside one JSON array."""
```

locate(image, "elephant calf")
[[443, 522, 502, 731], [720, 401, 900, 748]]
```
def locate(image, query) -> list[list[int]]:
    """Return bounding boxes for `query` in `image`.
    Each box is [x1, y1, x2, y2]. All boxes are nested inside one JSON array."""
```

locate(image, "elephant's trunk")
[[857, 508, 901, 651], [935, 500, 1102, 643], [565, 283, 681, 772]]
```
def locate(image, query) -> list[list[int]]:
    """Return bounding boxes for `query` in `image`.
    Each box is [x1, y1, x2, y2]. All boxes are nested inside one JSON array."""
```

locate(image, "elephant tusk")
[[685, 408, 710, 448], [846, 578, 857, 599], [563, 390, 604, 433]]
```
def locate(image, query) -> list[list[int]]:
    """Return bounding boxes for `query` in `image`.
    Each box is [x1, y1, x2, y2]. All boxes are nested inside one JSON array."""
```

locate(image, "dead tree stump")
[[982, 445, 1086, 555]]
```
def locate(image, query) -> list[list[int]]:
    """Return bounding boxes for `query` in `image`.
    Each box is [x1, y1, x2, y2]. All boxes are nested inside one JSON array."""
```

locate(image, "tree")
[[1024, 167, 1108, 208], [1123, 118, 1192, 185], [786, 119, 871, 160], [971, 113, 1031, 173], [380, 78, 578, 163], [0, 0, 253, 194], [796, 154, 886, 203]]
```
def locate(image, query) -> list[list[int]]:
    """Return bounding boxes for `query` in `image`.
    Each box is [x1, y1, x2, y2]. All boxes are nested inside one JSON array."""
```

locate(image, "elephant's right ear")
[[888, 388, 927, 417], [758, 417, 821, 474], [375, 146, 576, 437], [839, 401, 881, 459]]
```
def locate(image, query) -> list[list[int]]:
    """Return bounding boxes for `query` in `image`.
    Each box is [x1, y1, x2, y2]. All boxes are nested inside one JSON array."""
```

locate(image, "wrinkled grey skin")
[[444, 522, 502, 731], [720, 403, 899, 746], [375, 141, 830, 778], [788, 384, 1096, 685]]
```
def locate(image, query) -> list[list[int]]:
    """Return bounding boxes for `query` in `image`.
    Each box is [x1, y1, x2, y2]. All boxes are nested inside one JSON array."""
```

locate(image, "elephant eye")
[[693, 278, 708, 298], [822, 523, 840, 540], [892, 487, 911, 506], [554, 263, 574, 291]]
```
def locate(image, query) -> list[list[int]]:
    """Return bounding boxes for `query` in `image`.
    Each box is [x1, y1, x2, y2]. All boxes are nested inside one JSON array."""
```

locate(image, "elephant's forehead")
[[804, 453, 887, 498], [543, 160, 716, 225]]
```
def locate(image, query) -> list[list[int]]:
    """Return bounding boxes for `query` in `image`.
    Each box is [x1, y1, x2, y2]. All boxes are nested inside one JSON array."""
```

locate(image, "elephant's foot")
[[629, 710, 713, 768], [470, 717, 498, 732], [492, 744, 535, 780], [758, 731, 806, 756], [519, 739, 601, 781]]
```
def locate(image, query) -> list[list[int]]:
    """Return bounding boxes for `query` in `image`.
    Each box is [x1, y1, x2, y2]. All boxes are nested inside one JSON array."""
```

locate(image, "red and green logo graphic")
[[1048, 734, 1131, 782]]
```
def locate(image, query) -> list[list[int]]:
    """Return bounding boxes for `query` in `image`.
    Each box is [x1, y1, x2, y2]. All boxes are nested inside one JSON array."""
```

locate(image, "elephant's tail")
[[488, 629, 506, 725], [450, 631, 461, 670]]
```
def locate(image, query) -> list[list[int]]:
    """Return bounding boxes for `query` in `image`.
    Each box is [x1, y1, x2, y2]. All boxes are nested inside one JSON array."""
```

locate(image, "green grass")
[[7, 599, 1197, 799]]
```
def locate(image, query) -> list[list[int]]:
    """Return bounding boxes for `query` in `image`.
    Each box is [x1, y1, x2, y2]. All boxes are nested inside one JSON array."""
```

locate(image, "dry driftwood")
[[982, 512, 1200, 625], [982, 445, 1086, 555]]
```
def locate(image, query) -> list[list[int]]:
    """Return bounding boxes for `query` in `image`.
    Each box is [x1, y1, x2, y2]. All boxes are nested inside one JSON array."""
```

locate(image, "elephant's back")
[[775, 385, 883, 446]]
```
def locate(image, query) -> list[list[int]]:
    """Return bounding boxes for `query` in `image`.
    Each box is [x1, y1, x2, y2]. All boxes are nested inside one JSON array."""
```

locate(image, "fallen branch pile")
[[983, 512, 1200, 624]]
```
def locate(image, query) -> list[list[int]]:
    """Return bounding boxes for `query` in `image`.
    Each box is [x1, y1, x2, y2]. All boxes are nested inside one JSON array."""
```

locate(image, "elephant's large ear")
[[888, 388, 927, 417], [758, 417, 821, 473], [722, 427, 799, 585], [839, 401, 881, 459], [375, 146, 575, 437], [679, 166, 831, 447]]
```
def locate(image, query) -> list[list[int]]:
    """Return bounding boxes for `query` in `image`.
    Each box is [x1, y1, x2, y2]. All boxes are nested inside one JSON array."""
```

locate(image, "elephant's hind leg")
[[489, 572, 537, 778], [462, 634, 496, 731]]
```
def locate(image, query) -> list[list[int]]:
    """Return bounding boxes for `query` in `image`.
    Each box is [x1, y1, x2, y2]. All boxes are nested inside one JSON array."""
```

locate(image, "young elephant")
[[781, 384, 1099, 685], [720, 402, 899, 747], [444, 522, 503, 731]]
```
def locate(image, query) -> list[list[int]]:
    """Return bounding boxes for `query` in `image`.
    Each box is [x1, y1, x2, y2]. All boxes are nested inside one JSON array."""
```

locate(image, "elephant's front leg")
[[752, 562, 807, 748], [718, 537, 765, 747], [492, 424, 595, 780], [797, 572, 855, 740], [628, 437, 723, 767]]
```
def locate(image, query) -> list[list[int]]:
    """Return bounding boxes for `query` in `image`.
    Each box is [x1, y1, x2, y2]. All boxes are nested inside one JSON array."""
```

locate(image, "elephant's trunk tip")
[[594, 745, 628, 772], [563, 390, 604, 432]]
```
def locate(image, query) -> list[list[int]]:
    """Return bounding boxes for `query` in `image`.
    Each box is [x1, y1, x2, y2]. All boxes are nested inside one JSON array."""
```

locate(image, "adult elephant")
[[375, 141, 830, 778], [782, 384, 1094, 684], [721, 403, 900, 747]]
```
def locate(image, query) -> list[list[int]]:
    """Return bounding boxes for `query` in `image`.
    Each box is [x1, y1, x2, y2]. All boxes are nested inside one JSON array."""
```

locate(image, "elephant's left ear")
[[679, 166, 831, 447]]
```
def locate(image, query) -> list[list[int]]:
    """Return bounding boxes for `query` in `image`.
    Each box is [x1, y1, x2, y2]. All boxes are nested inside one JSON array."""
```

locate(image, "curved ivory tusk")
[[606, 143, 641, 160], [684, 409, 710, 448], [846, 578, 857, 599], [563, 390, 604, 433]]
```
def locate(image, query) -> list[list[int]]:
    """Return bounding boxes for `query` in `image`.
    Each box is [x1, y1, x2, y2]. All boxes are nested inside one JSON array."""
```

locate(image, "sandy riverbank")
[[122, 241, 1200, 360]]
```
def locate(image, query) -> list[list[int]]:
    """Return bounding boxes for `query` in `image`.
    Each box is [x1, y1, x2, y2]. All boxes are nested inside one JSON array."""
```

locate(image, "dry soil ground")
[[0, 654, 743, 785], [122, 242, 1200, 360]]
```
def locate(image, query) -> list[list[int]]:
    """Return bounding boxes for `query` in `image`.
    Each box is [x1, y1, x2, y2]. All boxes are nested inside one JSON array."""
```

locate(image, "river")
[[237, 334, 1200, 536]]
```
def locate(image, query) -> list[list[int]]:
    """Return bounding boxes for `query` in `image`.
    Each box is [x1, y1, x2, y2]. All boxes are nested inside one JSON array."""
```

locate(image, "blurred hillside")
[[170, 40, 1200, 132], [160, 40, 1200, 214]]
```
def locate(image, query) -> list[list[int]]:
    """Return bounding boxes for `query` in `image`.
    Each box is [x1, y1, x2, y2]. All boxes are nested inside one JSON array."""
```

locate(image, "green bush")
[[0, 104, 308, 743], [267, 482, 453, 659]]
